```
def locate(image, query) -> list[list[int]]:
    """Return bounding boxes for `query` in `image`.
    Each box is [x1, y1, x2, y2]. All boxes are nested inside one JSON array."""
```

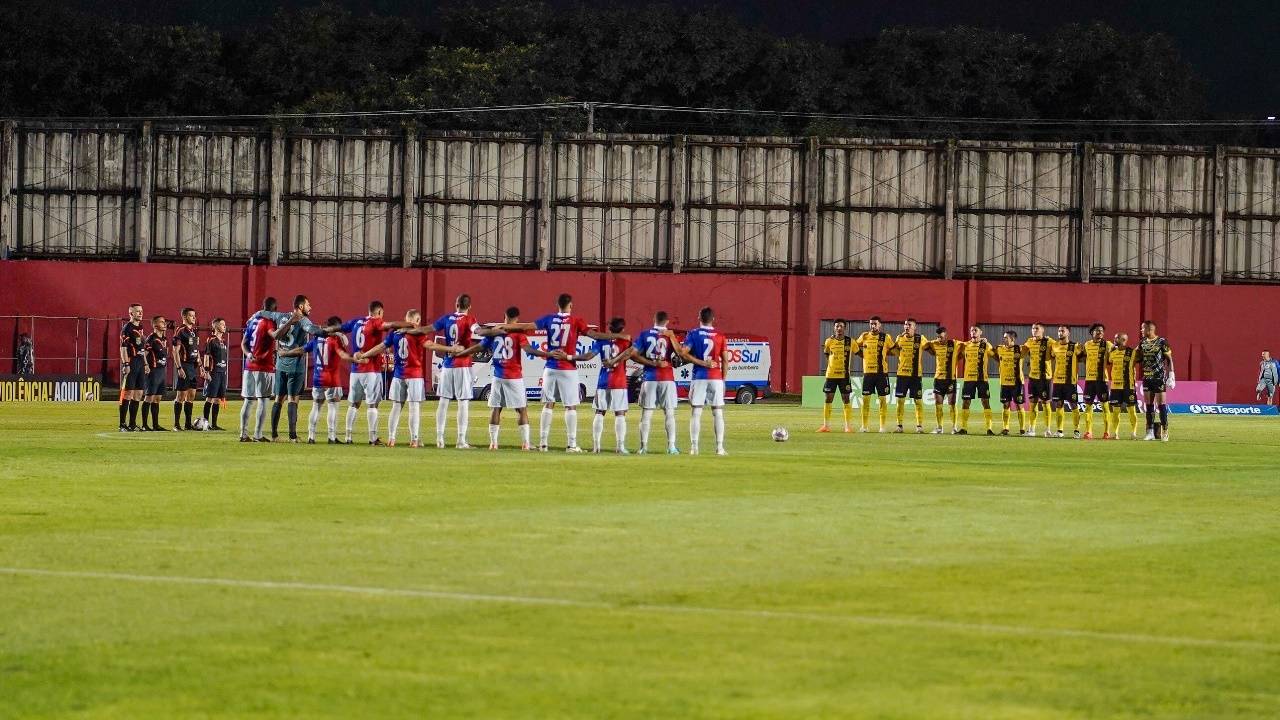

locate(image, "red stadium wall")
[[2, 259, 1278, 403]]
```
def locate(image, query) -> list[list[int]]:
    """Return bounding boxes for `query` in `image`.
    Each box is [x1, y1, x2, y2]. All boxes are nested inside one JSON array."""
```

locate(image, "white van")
[[430, 331, 602, 402], [669, 332, 773, 404]]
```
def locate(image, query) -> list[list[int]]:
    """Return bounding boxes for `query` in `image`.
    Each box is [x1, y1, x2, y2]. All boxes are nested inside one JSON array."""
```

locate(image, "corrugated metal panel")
[[16, 129, 137, 256], [955, 146, 1077, 275], [285, 135, 401, 262], [685, 142, 800, 269], [554, 140, 668, 266], [420, 137, 536, 265], [1090, 148, 1212, 279], [819, 142, 942, 272], [152, 131, 268, 259], [1223, 153, 1280, 280]]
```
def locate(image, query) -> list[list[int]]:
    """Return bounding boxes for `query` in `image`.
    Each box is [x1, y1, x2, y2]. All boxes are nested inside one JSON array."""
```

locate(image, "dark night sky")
[[62, 0, 1280, 116]]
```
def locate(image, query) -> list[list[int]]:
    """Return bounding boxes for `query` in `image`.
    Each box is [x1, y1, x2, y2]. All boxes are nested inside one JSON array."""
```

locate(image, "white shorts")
[[242, 371, 274, 399], [311, 386, 344, 402], [390, 377, 425, 403], [689, 379, 726, 407], [593, 389, 629, 413], [349, 372, 384, 405], [437, 366, 474, 401], [639, 380, 678, 410], [541, 369, 580, 405], [488, 378, 528, 409]]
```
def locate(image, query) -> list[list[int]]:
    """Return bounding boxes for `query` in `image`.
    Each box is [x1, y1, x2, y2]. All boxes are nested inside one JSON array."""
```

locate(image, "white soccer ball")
[[771, 426, 790, 442], [192, 417, 209, 431]]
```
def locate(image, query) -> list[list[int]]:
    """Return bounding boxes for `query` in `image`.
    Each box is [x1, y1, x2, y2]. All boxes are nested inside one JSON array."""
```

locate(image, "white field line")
[[1, 566, 1275, 653]]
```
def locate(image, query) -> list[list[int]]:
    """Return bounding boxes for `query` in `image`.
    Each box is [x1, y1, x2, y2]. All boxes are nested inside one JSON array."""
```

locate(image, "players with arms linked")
[[889, 318, 927, 434], [431, 294, 480, 449], [995, 331, 1028, 436], [924, 327, 960, 433], [337, 301, 412, 445], [1077, 324, 1113, 440], [682, 307, 731, 456], [1107, 332, 1140, 439], [1048, 325, 1081, 438], [469, 306, 567, 450], [1023, 323, 1053, 436], [955, 326, 996, 435], [240, 298, 278, 442], [853, 316, 895, 432], [817, 320, 854, 433]]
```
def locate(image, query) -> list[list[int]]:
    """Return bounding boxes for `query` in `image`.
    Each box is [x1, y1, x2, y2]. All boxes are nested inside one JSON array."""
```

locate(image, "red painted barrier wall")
[[3, 259, 1278, 402]]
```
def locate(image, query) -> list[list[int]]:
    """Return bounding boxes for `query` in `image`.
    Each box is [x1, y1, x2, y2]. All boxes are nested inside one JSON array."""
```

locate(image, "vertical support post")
[[1212, 144, 1226, 285], [671, 135, 687, 273], [401, 127, 419, 269], [536, 131, 553, 271], [0, 121, 15, 260], [268, 126, 285, 266], [942, 139, 957, 280], [1079, 142, 1095, 283], [804, 136, 820, 276], [137, 122, 153, 262]]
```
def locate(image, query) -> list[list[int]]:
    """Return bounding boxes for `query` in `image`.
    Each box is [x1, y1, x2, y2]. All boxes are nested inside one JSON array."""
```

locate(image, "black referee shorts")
[[124, 359, 146, 392], [145, 369, 167, 396], [175, 363, 200, 391], [204, 371, 228, 400]]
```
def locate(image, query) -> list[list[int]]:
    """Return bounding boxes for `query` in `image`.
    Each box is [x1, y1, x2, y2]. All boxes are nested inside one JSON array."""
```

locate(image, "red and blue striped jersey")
[[683, 326, 727, 380], [340, 315, 386, 374], [534, 313, 590, 370], [432, 312, 477, 368], [243, 314, 276, 372], [481, 332, 529, 379]]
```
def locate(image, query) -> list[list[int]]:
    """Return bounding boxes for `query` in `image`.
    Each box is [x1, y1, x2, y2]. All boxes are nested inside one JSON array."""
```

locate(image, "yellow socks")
[[1029, 405, 1039, 432], [960, 407, 970, 430], [983, 408, 993, 431], [1001, 409, 1010, 431], [861, 403, 870, 430], [1127, 406, 1138, 434], [896, 399, 906, 426], [823, 402, 832, 425], [1072, 406, 1081, 431], [1018, 409, 1027, 433], [842, 404, 853, 427], [913, 404, 923, 428], [934, 404, 944, 428], [1056, 407, 1066, 432], [878, 399, 888, 429], [1085, 406, 1094, 435]]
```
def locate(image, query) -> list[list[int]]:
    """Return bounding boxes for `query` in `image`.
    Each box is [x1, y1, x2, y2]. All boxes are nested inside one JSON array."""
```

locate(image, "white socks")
[[564, 408, 578, 448], [664, 409, 677, 450], [489, 423, 500, 446], [519, 423, 530, 447], [592, 413, 605, 450], [367, 405, 379, 442], [456, 401, 470, 444], [540, 406, 553, 446], [254, 400, 267, 438], [345, 406, 357, 441], [614, 414, 627, 450], [436, 398, 450, 442], [640, 409, 653, 450], [712, 407, 725, 451], [690, 406, 703, 450], [409, 402, 421, 443], [388, 403, 402, 443], [326, 402, 338, 440], [240, 400, 252, 436], [307, 402, 320, 440], [489, 421, 531, 448]]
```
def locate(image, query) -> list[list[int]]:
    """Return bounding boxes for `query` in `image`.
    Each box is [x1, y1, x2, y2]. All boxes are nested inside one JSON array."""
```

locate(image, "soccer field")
[[2, 401, 1278, 719]]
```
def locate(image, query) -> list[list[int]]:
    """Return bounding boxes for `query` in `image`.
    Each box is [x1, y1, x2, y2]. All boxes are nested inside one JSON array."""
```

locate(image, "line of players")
[[118, 293, 733, 455], [818, 317, 1176, 441]]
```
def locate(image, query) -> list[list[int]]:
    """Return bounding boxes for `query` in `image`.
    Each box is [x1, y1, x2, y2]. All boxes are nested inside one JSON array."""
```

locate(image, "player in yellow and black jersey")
[[1048, 325, 1082, 438], [853, 316, 896, 432], [924, 327, 960, 433], [1107, 332, 1140, 439], [1076, 323, 1113, 439], [1022, 323, 1053, 435], [889, 318, 927, 433], [818, 320, 855, 433], [995, 331, 1029, 436], [955, 326, 996, 435]]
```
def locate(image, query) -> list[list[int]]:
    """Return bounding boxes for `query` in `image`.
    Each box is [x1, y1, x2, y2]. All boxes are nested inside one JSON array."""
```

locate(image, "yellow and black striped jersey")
[[995, 345, 1025, 387], [926, 338, 960, 380], [854, 331, 895, 374], [892, 334, 927, 378], [1049, 339, 1080, 384], [822, 336, 854, 379], [1108, 345, 1138, 390], [1022, 337, 1053, 381], [1077, 339, 1112, 382], [958, 339, 995, 382]]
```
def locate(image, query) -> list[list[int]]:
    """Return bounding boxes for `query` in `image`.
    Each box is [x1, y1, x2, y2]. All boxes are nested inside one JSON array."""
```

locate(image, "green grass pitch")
[[2, 401, 1278, 719]]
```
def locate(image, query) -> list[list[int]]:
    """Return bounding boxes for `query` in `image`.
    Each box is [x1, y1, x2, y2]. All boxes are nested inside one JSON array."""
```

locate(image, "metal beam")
[[943, 139, 957, 280], [268, 126, 285, 266], [804, 136, 819, 276], [137, 122, 153, 263], [0, 121, 14, 259], [401, 129, 419, 268], [671, 135, 687, 273], [1212, 144, 1226, 285], [1079, 142, 1095, 283], [536, 131, 553, 271]]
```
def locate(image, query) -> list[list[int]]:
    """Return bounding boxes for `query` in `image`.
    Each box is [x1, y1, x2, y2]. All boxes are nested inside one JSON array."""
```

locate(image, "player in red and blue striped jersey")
[[279, 315, 351, 444], [336, 301, 410, 445], [587, 320, 634, 454], [239, 297, 278, 442], [682, 307, 732, 456], [431, 294, 480, 449], [495, 293, 626, 453], [355, 309, 461, 448], [468, 307, 564, 450]]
